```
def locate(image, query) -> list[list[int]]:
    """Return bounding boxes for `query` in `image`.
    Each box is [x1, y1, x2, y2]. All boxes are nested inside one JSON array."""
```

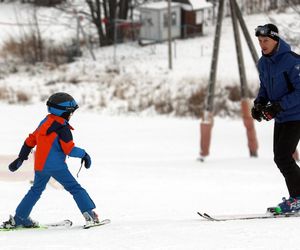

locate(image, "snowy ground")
[[0, 104, 298, 250]]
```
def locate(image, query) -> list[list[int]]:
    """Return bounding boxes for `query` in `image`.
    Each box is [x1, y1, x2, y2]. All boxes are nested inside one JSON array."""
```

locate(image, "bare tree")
[[85, 0, 132, 47], [50, 0, 147, 47]]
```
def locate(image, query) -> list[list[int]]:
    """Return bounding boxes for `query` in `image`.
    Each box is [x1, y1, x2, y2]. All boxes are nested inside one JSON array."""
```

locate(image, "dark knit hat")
[[255, 23, 279, 41]]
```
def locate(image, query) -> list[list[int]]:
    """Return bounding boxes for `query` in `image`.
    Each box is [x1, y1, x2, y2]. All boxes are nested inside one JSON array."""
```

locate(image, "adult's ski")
[[197, 211, 300, 222], [0, 219, 73, 231]]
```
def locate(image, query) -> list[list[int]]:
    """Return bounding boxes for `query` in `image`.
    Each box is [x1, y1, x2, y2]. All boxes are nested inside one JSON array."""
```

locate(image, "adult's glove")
[[251, 103, 264, 122], [8, 158, 24, 172], [81, 153, 92, 169], [262, 102, 283, 121]]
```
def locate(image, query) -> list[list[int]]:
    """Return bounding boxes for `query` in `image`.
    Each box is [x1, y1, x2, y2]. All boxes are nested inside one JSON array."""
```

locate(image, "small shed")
[[174, 0, 214, 37], [138, 2, 181, 43]]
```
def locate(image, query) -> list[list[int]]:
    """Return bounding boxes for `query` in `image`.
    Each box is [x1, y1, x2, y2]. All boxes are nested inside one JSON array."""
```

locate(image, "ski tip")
[[196, 157, 205, 162], [197, 212, 218, 221], [64, 219, 73, 227], [197, 212, 208, 219]]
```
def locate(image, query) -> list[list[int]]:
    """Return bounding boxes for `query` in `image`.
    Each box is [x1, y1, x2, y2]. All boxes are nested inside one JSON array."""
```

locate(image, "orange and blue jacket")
[[24, 114, 86, 171]]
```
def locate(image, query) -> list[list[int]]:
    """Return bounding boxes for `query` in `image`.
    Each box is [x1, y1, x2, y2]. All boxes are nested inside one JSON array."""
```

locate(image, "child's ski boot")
[[2, 215, 39, 229], [83, 210, 99, 228]]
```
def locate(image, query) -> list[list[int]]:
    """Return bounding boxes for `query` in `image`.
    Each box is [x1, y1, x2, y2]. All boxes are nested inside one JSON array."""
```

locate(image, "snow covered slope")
[[0, 104, 297, 250]]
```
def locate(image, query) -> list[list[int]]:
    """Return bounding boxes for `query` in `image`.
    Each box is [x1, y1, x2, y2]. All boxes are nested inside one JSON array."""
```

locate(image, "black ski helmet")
[[46, 92, 78, 118], [255, 23, 279, 41]]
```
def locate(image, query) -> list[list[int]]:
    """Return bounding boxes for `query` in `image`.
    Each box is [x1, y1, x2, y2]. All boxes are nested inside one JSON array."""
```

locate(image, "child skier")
[[2, 92, 99, 228]]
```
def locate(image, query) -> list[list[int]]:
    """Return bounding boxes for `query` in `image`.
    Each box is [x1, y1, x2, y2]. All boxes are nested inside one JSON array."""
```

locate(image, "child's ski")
[[0, 219, 72, 231]]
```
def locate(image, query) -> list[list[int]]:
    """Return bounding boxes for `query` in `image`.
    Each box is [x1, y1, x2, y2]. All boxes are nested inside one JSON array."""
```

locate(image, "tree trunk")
[[85, 0, 132, 47]]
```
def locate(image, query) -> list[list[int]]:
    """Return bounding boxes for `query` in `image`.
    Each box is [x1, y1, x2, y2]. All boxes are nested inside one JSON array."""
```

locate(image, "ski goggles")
[[47, 100, 79, 113], [255, 25, 279, 38]]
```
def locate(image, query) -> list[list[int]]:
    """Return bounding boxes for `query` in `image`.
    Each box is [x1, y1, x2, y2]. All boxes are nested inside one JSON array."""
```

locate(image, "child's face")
[[67, 112, 73, 121]]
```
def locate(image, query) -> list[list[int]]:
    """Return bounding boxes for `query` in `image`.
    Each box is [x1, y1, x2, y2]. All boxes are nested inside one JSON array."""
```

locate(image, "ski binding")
[[83, 219, 111, 229]]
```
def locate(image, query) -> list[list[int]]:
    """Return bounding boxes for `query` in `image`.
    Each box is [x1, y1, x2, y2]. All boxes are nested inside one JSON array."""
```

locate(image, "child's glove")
[[8, 143, 33, 172], [8, 158, 24, 172], [81, 153, 92, 169]]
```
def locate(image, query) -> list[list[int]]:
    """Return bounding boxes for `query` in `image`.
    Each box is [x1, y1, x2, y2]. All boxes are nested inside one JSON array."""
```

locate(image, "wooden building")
[[173, 0, 214, 38]]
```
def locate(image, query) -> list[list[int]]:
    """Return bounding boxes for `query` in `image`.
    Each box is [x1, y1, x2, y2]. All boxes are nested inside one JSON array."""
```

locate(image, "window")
[[196, 11, 203, 25], [163, 12, 177, 27], [141, 13, 153, 27]]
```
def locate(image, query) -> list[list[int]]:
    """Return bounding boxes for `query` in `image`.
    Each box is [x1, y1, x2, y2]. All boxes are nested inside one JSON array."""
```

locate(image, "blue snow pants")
[[15, 168, 96, 219]]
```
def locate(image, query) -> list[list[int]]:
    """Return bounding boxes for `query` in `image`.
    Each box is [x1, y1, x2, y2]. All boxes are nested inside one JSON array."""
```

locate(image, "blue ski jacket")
[[255, 38, 300, 123], [24, 114, 86, 171]]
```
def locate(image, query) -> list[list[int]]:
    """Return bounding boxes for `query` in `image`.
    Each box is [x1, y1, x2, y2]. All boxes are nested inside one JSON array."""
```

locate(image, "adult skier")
[[2, 92, 99, 228], [251, 23, 300, 213]]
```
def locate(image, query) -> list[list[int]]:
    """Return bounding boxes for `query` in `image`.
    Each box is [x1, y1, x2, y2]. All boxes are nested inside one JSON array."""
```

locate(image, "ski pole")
[[76, 160, 83, 178]]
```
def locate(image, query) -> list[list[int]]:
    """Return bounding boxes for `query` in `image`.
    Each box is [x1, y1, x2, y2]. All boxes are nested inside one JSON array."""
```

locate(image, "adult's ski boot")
[[267, 197, 300, 214]]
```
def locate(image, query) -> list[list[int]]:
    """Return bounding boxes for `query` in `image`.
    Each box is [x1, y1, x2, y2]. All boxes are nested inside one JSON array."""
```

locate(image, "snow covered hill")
[[0, 3, 299, 115], [0, 3, 298, 116], [0, 2, 299, 116]]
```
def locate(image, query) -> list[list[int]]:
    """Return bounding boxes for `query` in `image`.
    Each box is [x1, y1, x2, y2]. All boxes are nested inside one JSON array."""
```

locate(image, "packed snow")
[[0, 103, 297, 250], [1, 2, 300, 250]]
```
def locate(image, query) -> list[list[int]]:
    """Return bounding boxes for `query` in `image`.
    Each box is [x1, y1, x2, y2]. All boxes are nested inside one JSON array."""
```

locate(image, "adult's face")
[[258, 36, 278, 55]]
